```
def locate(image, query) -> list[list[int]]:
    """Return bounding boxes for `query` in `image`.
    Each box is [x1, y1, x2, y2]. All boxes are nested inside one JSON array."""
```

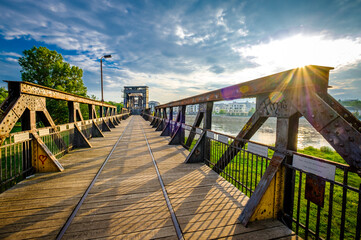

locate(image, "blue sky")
[[0, 0, 361, 103]]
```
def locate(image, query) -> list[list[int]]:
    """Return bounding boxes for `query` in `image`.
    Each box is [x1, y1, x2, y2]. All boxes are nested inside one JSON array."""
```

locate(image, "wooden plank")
[[0, 116, 297, 239], [0, 118, 132, 239], [142, 117, 295, 239]]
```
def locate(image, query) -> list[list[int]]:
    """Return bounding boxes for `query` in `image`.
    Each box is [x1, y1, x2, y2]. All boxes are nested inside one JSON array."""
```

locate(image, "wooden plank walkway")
[[0, 116, 297, 239]]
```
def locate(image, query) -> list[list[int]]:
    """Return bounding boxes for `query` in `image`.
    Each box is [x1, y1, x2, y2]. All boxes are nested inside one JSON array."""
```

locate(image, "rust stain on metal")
[[305, 174, 326, 207]]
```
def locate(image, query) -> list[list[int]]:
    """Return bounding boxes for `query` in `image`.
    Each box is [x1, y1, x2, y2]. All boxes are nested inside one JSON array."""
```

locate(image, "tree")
[[248, 107, 255, 116], [219, 109, 226, 115], [18, 46, 87, 124], [0, 87, 7, 104], [107, 101, 124, 113]]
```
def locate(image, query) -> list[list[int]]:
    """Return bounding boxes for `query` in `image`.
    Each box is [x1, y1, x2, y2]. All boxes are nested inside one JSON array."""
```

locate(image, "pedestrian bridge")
[[0, 116, 295, 239], [0, 65, 360, 239]]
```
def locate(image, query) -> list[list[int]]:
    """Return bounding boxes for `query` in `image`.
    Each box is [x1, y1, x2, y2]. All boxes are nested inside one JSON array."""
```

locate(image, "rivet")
[[340, 143, 344, 147], [335, 123, 339, 127], [311, 114, 315, 118], [349, 137, 354, 142], [329, 138, 333, 142], [344, 114, 348, 118]]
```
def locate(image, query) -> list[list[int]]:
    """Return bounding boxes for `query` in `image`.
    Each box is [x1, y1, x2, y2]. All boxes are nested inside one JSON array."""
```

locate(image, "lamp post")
[[100, 54, 112, 103]]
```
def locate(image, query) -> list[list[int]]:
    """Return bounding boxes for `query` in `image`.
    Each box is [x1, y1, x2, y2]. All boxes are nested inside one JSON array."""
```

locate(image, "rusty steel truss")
[[0, 81, 129, 175], [144, 65, 361, 227]]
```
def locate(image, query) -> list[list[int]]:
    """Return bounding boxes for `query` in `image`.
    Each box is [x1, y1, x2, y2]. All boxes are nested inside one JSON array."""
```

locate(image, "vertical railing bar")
[[326, 182, 334, 240], [305, 200, 311, 239], [339, 169, 348, 240], [0, 146, 3, 183], [9, 144, 12, 185], [250, 153, 254, 194], [221, 142, 224, 176], [289, 166, 296, 230], [230, 144, 236, 185], [5, 144, 7, 183], [16, 143, 19, 179], [18, 143, 21, 178], [26, 140, 30, 175], [242, 148, 245, 193], [246, 151, 249, 196], [236, 150, 242, 189], [356, 184, 361, 240], [255, 155, 258, 189], [315, 205, 321, 239], [296, 171, 302, 235]]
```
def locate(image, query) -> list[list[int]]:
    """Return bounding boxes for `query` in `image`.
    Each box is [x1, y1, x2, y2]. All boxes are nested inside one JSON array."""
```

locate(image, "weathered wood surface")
[[0, 116, 297, 239]]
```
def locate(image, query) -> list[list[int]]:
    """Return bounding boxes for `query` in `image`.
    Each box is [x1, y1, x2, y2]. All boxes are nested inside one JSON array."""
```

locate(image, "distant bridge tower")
[[123, 86, 149, 115]]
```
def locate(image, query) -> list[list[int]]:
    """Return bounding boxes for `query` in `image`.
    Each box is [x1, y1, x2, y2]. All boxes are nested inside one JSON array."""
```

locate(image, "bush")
[[320, 146, 333, 153]]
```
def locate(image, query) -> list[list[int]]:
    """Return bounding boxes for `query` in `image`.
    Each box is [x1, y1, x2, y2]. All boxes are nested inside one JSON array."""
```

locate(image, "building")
[[123, 86, 149, 115], [186, 105, 199, 115], [148, 101, 160, 114], [214, 101, 255, 116]]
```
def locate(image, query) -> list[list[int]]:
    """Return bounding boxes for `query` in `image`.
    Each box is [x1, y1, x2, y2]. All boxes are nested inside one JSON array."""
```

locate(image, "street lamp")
[[100, 54, 112, 102]]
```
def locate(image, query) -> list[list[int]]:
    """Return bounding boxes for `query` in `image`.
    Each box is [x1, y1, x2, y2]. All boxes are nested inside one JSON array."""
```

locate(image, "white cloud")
[[0, 52, 21, 57], [234, 34, 361, 71], [4, 57, 18, 63]]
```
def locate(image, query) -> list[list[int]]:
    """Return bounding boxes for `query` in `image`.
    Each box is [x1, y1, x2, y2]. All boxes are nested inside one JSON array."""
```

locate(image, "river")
[[185, 115, 332, 150]]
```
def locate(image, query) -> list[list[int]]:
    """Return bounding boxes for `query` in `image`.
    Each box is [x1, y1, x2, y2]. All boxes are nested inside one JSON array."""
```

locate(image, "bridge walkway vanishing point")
[[0, 116, 296, 239]]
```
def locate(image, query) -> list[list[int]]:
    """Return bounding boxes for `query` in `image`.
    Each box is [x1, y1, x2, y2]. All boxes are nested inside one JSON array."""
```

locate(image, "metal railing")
[[145, 114, 361, 240], [0, 134, 33, 193], [0, 114, 128, 193], [282, 154, 361, 240]]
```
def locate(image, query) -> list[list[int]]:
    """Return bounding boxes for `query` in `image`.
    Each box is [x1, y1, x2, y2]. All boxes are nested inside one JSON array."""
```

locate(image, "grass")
[[185, 136, 360, 239]]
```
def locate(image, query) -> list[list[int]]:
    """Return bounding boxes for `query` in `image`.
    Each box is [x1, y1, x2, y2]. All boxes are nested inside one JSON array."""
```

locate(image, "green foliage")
[[106, 101, 124, 113], [320, 146, 333, 153], [339, 99, 361, 109], [0, 87, 8, 104], [248, 107, 255, 116], [353, 111, 360, 118], [18, 46, 86, 96], [18, 46, 87, 124], [219, 109, 226, 114]]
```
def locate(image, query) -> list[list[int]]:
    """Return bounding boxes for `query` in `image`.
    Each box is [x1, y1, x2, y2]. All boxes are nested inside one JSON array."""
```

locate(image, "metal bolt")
[[329, 138, 333, 142], [335, 123, 339, 127], [349, 137, 354, 142], [340, 143, 344, 147], [344, 114, 348, 118], [311, 114, 315, 118]]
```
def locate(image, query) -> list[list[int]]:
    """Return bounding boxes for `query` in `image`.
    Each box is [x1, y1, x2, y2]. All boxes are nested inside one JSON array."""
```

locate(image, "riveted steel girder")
[[156, 65, 333, 108], [5, 81, 116, 109]]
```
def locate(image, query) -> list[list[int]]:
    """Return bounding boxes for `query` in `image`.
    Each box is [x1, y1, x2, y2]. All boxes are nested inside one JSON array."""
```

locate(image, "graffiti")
[[39, 155, 48, 165], [263, 98, 288, 116]]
